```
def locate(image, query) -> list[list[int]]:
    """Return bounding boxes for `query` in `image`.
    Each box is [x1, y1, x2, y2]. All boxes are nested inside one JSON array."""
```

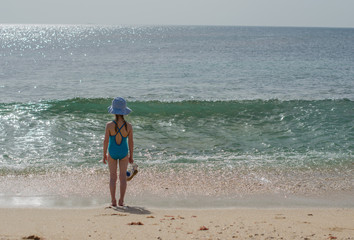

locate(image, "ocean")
[[0, 25, 353, 208]]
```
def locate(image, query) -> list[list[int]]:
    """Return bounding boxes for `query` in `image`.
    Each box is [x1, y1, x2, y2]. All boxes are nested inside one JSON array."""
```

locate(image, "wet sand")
[[1, 207, 353, 240], [1, 166, 353, 209]]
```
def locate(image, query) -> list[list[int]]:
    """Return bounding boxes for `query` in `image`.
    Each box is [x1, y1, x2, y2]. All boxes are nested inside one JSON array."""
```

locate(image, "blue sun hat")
[[108, 97, 132, 115]]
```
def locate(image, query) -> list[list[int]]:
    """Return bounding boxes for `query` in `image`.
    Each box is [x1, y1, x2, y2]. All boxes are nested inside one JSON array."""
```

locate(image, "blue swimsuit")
[[108, 121, 128, 160]]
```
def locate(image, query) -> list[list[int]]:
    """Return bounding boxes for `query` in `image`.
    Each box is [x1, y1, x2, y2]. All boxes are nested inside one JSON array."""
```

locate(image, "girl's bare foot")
[[112, 199, 117, 207], [118, 199, 124, 206]]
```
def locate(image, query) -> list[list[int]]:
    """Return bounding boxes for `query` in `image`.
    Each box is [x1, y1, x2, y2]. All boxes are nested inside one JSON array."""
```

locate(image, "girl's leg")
[[107, 155, 118, 206], [118, 156, 129, 206]]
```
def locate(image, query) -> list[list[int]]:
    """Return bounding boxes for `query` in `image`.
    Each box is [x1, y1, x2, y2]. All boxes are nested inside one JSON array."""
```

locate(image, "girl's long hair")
[[115, 114, 128, 133]]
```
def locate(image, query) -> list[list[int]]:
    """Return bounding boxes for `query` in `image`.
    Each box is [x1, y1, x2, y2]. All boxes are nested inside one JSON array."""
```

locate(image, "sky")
[[1, 0, 354, 28]]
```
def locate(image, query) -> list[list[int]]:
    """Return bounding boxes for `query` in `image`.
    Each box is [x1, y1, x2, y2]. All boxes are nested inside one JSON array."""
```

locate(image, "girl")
[[103, 97, 134, 207]]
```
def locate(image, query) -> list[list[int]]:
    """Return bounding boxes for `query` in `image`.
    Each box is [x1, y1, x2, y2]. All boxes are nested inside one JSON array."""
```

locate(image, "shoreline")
[[1, 207, 353, 240], [1, 167, 353, 209], [1, 191, 354, 209]]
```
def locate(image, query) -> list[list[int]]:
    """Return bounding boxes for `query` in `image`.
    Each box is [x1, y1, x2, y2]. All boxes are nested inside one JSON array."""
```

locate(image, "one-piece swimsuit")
[[108, 121, 128, 160]]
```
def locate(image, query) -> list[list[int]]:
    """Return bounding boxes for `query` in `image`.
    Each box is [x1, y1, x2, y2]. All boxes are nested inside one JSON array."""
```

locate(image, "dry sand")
[[0, 207, 353, 240]]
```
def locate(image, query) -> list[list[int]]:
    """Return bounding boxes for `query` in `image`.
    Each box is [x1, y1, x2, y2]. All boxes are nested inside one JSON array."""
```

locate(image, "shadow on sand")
[[106, 205, 152, 215]]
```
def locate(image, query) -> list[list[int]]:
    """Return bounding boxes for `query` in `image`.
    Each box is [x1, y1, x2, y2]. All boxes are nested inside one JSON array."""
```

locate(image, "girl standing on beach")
[[103, 97, 134, 207]]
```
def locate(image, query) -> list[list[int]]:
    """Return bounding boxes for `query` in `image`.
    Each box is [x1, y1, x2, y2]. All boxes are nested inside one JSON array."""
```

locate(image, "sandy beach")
[[1, 207, 353, 240]]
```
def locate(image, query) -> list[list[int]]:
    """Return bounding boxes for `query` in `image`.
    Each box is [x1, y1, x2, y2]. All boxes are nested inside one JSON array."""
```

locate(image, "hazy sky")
[[1, 0, 354, 28]]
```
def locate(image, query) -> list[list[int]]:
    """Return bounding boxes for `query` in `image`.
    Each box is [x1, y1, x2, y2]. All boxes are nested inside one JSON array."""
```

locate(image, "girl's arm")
[[103, 123, 110, 164], [128, 124, 134, 164]]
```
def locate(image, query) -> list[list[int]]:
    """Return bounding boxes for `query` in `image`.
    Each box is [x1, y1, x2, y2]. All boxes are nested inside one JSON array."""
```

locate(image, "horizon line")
[[1, 22, 353, 30]]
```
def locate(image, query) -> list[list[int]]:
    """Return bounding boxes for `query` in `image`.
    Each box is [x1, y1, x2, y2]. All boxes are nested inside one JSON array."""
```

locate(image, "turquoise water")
[[0, 25, 353, 207], [1, 98, 353, 172]]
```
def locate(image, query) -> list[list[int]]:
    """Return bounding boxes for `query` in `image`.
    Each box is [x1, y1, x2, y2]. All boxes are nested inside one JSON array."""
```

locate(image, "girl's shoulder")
[[106, 121, 115, 128], [106, 121, 115, 126], [126, 121, 133, 130]]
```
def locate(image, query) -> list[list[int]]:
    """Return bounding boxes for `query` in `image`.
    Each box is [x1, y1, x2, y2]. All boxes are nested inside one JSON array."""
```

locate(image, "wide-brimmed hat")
[[108, 97, 132, 115]]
